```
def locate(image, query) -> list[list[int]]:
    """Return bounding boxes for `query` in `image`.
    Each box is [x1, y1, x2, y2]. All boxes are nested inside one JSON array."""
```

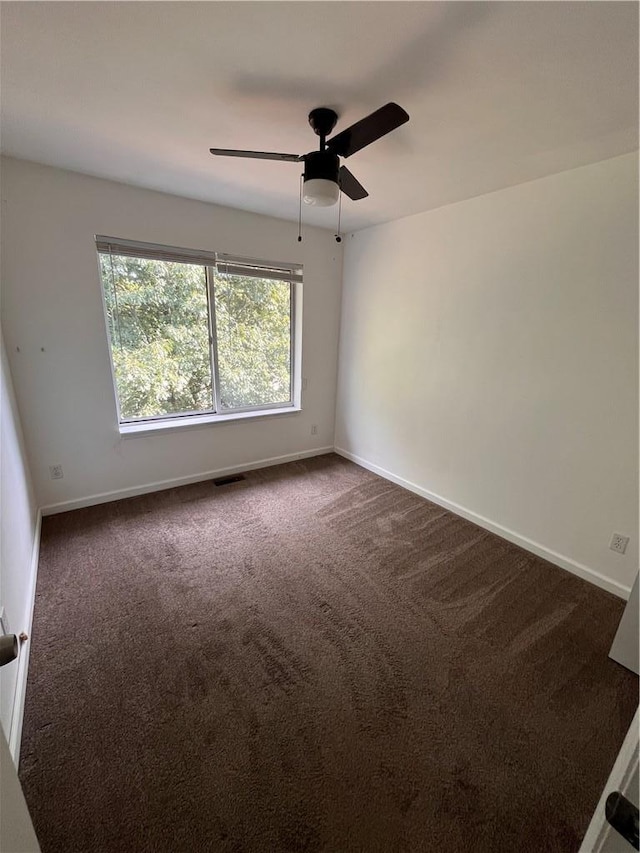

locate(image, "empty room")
[[0, 2, 638, 852]]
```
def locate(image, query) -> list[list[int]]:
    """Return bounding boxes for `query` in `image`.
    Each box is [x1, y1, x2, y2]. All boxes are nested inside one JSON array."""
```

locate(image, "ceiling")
[[1, 1, 637, 233]]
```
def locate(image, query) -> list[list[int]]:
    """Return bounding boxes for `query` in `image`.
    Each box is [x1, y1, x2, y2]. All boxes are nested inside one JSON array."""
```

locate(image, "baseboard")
[[334, 447, 631, 601], [9, 508, 42, 767], [40, 447, 334, 516]]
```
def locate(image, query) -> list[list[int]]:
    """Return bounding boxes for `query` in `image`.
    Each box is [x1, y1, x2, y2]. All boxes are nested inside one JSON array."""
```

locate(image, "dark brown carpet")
[[20, 453, 637, 853]]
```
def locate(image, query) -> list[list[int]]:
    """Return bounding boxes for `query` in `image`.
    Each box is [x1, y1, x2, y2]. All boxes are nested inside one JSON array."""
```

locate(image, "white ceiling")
[[1, 1, 637, 232]]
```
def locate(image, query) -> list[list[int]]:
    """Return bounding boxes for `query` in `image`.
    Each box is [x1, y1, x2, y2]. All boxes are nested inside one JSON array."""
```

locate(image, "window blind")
[[96, 237, 303, 282], [95, 236, 218, 267]]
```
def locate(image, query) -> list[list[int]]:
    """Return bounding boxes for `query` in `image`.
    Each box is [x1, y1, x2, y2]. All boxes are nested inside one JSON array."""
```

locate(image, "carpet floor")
[[20, 453, 637, 853]]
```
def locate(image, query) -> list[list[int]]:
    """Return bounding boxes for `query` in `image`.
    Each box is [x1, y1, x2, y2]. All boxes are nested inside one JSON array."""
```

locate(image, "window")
[[96, 237, 301, 430]]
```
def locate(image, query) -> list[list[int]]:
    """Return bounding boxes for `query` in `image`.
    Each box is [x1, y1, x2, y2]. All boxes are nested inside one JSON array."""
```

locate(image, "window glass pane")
[[99, 254, 213, 420], [214, 273, 291, 410]]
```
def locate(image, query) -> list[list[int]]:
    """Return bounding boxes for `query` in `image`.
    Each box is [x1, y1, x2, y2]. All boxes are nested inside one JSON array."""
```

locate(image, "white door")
[[0, 726, 40, 852], [610, 575, 639, 676], [579, 708, 639, 852]]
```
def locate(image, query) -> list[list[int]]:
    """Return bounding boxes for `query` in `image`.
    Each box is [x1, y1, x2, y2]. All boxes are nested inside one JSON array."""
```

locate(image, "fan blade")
[[339, 166, 368, 201], [326, 103, 409, 159], [209, 148, 302, 162]]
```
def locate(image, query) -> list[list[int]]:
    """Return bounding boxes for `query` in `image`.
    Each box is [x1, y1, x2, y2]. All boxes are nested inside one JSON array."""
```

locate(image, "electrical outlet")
[[49, 464, 64, 480], [311, 424, 318, 435], [609, 533, 629, 555]]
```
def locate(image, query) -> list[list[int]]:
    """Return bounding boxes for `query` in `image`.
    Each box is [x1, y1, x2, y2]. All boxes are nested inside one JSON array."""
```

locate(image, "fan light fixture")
[[303, 178, 340, 206], [209, 102, 410, 233]]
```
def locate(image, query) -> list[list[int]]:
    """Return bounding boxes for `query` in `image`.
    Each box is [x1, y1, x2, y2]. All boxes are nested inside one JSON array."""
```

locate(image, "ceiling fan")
[[210, 102, 409, 207]]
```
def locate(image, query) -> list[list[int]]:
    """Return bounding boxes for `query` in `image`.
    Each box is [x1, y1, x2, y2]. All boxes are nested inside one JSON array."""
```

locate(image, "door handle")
[[606, 791, 640, 850], [0, 634, 18, 667]]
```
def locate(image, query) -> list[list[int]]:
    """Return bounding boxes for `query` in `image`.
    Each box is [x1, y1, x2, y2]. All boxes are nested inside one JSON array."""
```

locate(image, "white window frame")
[[96, 236, 303, 436]]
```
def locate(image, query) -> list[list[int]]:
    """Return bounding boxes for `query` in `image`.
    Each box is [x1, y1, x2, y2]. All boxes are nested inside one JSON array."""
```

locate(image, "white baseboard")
[[9, 508, 42, 767], [40, 447, 334, 516], [334, 447, 631, 601]]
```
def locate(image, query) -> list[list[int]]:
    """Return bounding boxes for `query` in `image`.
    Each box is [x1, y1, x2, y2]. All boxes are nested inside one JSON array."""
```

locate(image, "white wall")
[[0, 331, 39, 758], [1, 157, 343, 509], [335, 153, 638, 596]]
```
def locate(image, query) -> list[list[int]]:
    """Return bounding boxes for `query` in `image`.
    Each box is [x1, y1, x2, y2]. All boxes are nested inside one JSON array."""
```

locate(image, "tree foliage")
[[215, 272, 291, 410], [100, 254, 291, 420]]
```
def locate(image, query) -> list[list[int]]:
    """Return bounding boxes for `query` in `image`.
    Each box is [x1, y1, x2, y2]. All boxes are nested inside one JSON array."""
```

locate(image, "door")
[[579, 708, 639, 852], [0, 726, 40, 852]]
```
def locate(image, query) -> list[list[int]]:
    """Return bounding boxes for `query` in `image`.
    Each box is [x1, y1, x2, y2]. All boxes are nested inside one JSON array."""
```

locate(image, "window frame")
[[96, 236, 302, 433]]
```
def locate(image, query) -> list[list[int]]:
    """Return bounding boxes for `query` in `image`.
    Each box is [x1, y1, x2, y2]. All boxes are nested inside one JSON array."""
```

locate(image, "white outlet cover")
[[609, 533, 630, 555]]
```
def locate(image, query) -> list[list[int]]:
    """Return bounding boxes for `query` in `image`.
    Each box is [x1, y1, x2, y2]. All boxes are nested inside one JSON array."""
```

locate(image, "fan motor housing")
[[303, 151, 339, 185], [308, 108, 338, 138]]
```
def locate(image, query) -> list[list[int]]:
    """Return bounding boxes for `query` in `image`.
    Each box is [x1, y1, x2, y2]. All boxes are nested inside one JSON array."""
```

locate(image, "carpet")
[[20, 453, 637, 852]]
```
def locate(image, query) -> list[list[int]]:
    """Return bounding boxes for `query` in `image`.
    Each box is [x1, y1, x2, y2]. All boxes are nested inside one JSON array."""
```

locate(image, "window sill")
[[118, 406, 301, 438]]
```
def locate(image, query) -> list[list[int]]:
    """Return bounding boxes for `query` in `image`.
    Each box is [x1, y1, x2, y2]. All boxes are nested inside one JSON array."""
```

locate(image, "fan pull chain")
[[335, 190, 343, 243], [297, 173, 303, 242]]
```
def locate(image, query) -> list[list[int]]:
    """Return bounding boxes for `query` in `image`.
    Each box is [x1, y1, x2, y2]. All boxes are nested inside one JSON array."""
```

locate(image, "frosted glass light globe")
[[303, 178, 340, 207]]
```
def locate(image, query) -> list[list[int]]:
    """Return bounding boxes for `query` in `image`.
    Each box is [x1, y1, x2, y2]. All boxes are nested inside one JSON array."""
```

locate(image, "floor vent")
[[213, 474, 246, 487]]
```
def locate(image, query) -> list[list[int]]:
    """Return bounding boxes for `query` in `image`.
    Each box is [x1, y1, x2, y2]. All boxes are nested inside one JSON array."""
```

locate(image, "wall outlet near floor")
[[609, 533, 629, 555], [311, 424, 318, 435], [49, 464, 64, 480]]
